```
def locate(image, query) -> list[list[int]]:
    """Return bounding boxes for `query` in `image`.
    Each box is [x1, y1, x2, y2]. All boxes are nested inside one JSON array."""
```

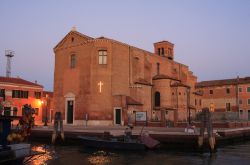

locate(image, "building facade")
[[42, 91, 54, 123], [196, 77, 250, 120], [0, 76, 53, 124], [53, 29, 201, 126]]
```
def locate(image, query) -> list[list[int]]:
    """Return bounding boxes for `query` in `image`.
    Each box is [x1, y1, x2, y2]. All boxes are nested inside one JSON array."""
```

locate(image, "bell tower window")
[[161, 48, 164, 56], [157, 63, 160, 75]]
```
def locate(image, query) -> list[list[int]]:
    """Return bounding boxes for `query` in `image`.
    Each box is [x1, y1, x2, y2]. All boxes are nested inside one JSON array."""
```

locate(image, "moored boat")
[[0, 105, 44, 164], [78, 136, 146, 150]]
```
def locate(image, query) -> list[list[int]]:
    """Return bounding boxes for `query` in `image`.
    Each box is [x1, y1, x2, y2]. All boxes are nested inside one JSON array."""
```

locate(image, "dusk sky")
[[0, 0, 249, 91]]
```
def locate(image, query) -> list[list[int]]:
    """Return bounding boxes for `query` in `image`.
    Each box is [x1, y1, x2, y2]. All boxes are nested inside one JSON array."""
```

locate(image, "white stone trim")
[[64, 93, 75, 124], [64, 92, 76, 98]]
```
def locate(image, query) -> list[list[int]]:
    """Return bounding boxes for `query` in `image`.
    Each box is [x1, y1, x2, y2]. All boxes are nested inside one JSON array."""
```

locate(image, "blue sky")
[[0, 0, 250, 90]]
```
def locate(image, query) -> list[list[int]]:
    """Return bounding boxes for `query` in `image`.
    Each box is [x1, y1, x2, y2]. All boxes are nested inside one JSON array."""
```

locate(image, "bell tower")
[[154, 41, 174, 60]]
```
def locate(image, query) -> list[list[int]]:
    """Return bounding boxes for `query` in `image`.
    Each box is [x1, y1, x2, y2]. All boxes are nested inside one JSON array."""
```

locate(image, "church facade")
[[53, 29, 202, 126]]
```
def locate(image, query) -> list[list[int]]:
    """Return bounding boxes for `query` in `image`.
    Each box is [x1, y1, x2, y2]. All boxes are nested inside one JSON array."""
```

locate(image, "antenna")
[[5, 50, 14, 77]]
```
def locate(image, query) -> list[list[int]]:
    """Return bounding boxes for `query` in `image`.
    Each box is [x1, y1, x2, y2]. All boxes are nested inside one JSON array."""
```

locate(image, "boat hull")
[[78, 136, 146, 150]]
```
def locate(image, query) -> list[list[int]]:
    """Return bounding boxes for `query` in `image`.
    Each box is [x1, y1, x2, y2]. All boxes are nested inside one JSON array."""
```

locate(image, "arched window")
[[156, 62, 160, 75], [155, 91, 161, 107], [70, 54, 76, 68]]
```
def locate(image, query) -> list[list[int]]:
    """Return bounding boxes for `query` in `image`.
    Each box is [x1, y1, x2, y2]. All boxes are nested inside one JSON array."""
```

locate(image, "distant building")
[[0, 76, 53, 124], [42, 91, 54, 123], [53, 29, 201, 126], [196, 77, 250, 120]]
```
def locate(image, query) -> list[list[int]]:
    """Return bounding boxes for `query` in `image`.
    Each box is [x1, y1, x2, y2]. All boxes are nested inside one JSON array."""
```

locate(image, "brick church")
[[53, 28, 202, 126]]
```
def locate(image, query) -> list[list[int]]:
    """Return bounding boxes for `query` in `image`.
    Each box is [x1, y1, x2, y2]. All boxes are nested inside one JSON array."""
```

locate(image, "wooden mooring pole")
[[52, 112, 64, 144], [198, 107, 216, 153]]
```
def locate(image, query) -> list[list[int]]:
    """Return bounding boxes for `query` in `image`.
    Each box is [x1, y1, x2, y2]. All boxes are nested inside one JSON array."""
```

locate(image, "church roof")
[[153, 40, 174, 46], [134, 78, 152, 86], [54, 30, 157, 56], [0, 76, 43, 88], [153, 74, 180, 81], [126, 96, 143, 106], [95, 36, 155, 56], [54, 30, 94, 51], [170, 82, 190, 88]]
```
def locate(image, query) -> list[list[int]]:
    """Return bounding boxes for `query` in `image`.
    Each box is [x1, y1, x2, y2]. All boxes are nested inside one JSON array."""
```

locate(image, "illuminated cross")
[[98, 81, 104, 93]]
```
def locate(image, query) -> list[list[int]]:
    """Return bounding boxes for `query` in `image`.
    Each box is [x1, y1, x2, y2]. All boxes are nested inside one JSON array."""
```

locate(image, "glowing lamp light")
[[38, 100, 44, 106]]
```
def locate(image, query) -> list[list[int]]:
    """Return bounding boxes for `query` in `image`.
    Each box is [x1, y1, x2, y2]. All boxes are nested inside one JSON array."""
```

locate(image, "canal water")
[[26, 141, 250, 165]]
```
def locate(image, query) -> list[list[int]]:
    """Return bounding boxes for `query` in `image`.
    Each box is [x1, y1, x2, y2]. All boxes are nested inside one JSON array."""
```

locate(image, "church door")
[[115, 108, 122, 125], [67, 100, 74, 124]]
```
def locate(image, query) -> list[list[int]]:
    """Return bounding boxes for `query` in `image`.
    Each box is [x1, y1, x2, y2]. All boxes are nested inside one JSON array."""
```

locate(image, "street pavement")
[[32, 124, 200, 136]]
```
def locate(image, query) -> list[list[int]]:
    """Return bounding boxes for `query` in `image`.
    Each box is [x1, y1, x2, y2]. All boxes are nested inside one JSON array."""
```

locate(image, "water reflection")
[[198, 153, 217, 165], [25, 145, 53, 165], [25, 141, 250, 165], [87, 151, 112, 165]]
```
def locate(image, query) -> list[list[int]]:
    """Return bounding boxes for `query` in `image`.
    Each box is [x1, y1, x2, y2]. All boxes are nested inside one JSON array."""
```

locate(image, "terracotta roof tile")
[[54, 30, 93, 51], [153, 40, 174, 46], [134, 78, 152, 86], [153, 74, 180, 81], [0, 76, 43, 88], [196, 77, 250, 88], [170, 82, 190, 88], [126, 96, 143, 106], [95, 36, 155, 56]]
